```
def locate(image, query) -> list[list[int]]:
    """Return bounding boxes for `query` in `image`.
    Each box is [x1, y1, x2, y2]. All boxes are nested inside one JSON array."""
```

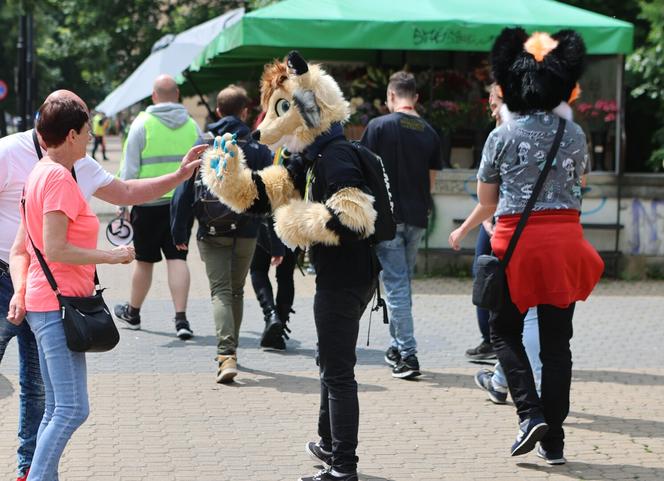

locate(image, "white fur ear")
[[553, 102, 574, 121]]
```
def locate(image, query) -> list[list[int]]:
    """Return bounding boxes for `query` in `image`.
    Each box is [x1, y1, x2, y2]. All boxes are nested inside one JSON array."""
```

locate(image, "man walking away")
[[361, 71, 442, 379], [171, 84, 273, 382], [114, 75, 202, 339], [91, 111, 109, 161]]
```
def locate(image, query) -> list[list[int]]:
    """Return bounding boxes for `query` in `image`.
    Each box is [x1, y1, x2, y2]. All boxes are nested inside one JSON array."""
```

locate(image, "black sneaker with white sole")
[[305, 441, 332, 466], [465, 340, 496, 361], [384, 346, 400, 367], [511, 416, 549, 456], [298, 468, 358, 481], [114, 303, 141, 330], [537, 445, 566, 465], [392, 354, 421, 379], [175, 319, 193, 340]]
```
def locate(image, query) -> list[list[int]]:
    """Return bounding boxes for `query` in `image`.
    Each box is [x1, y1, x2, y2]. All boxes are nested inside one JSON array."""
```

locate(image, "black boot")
[[276, 304, 294, 339], [256, 288, 286, 351]]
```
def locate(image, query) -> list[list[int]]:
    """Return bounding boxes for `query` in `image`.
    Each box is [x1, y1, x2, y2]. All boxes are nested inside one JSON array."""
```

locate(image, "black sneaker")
[[175, 319, 193, 340], [465, 341, 496, 361], [392, 354, 421, 379], [114, 303, 141, 330], [299, 469, 358, 481], [384, 346, 400, 367], [537, 445, 566, 465], [305, 441, 332, 466], [474, 368, 508, 404], [511, 416, 549, 456]]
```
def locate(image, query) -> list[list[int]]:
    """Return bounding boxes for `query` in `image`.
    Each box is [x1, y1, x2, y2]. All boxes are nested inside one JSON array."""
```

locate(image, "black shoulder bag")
[[472, 118, 566, 311], [25, 133, 120, 352]]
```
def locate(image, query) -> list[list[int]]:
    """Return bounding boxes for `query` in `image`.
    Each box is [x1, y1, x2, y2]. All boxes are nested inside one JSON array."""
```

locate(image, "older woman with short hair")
[[9, 97, 135, 480]]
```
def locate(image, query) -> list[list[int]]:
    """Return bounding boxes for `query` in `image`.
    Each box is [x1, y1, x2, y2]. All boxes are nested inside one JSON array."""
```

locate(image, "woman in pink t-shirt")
[[8, 97, 135, 481]]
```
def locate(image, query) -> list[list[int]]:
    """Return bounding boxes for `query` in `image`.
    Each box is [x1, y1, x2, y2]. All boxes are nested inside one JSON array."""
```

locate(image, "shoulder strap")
[[21, 197, 60, 294], [32, 129, 43, 160], [501, 118, 566, 268]]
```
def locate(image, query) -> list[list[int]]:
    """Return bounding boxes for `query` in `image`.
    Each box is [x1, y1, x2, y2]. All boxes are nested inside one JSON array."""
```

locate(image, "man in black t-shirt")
[[361, 71, 442, 379]]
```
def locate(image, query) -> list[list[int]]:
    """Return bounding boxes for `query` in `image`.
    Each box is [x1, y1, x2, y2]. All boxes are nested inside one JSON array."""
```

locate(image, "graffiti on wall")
[[630, 199, 664, 255]]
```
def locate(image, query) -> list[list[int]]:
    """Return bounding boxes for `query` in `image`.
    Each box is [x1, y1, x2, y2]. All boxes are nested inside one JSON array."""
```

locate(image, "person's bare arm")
[[429, 170, 437, 192], [94, 144, 207, 206], [44, 211, 134, 265], [448, 182, 499, 250], [7, 221, 29, 324]]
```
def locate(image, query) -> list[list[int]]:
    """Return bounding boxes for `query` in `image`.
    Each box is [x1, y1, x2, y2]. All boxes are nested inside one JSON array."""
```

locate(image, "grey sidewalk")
[[1, 136, 664, 480]]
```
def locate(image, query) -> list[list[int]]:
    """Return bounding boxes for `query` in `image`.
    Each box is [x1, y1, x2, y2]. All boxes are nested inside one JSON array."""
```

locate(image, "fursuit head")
[[491, 28, 586, 120], [200, 51, 375, 251]]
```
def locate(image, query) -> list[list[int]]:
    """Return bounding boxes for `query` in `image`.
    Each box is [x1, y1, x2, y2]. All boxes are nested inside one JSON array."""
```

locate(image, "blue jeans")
[[375, 224, 425, 359], [473, 225, 492, 344], [492, 307, 542, 395], [26, 310, 89, 481], [0, 274, 45, 477]]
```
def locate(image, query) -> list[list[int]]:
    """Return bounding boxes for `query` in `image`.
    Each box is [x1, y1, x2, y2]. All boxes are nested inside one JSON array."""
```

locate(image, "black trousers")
[[249, 244, 297, 311], [315, 283, 374, 474], [489, 283, 575, 452], [91, 135, 106, 159]]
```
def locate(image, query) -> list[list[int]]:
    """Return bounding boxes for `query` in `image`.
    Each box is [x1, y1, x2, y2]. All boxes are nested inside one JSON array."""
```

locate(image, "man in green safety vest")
[[114, 74, 202, 340]]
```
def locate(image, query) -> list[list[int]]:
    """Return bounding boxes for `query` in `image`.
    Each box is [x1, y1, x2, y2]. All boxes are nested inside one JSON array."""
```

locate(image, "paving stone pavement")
[[1, 137, 664, 480]]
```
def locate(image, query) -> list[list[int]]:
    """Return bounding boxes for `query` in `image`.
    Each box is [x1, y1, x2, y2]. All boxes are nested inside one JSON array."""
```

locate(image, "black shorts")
[[130, 204, 187, 263]]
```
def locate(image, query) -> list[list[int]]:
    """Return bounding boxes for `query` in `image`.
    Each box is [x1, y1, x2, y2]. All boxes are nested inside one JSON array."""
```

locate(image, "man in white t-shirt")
[[0, 89, 204, 481]]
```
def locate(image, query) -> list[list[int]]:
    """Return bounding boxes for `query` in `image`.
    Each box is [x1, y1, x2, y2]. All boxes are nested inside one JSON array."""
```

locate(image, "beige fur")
[[257, 61, 350, 153], [274, 199, 339, 250], [325, 187, 376, 238], [258, 165, 298, 209]]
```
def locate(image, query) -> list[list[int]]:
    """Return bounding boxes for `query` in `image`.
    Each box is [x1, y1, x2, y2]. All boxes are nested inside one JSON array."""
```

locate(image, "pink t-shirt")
[[23, 161, 100, 312]]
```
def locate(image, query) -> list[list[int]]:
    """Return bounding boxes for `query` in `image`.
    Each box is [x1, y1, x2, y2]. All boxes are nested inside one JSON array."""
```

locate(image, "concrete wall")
[[423, 169, 664, 277]]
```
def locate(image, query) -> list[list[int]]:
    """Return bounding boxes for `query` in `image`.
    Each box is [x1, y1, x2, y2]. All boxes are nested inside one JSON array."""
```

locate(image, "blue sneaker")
[[511, 417, 548, 456], [474, 369, 508, 404], [537, 445, 566, 465]]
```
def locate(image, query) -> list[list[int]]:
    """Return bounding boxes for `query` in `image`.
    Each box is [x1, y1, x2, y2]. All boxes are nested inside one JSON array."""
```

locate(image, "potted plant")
[[575, 99, 618, 170]]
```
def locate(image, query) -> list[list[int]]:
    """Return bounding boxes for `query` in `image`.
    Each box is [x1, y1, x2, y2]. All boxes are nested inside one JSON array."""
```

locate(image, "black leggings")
[[249, 244, 297, 310]]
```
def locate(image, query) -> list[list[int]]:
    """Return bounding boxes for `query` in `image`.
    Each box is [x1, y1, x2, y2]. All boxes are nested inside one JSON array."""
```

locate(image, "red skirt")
[[491, 209, 604, 313]]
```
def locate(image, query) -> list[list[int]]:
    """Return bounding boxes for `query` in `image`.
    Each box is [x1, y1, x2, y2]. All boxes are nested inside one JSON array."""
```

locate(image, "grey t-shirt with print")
[[477, 112, 590, 218]]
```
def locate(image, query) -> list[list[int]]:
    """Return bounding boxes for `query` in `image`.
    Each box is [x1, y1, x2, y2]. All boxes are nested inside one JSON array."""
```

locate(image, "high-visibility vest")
[[92, 113, 106, 136], [128, 111, 199, 200]]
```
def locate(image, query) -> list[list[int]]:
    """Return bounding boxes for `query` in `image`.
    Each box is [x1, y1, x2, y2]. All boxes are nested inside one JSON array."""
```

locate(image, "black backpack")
[[192, 134, 251, 236], [346, 141, 397, 244]]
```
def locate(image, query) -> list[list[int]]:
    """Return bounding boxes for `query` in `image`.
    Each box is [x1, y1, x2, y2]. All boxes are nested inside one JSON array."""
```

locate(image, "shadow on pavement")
[[417, 370, 477, 390], [0, 373, 15, 400], [227, 366, 387, 394], [566, 410, 664, 438], [518, 461, 664, 479], [573, 369, 664, 386]]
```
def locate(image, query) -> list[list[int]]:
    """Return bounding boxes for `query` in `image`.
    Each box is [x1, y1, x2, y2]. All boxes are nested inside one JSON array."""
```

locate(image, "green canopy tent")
[[182, 0, 633, 90]]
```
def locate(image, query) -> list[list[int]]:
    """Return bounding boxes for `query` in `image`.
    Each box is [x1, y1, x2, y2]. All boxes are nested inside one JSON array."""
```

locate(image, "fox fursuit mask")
[[253, 51, 350, 153], [491, 28, 586, 114]]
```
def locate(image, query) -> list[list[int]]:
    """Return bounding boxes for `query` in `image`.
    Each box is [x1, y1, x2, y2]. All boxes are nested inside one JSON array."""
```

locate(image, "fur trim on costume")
[[273, 199, 339, 249], [499, 101, 574, 123], [256, 51, 350, 153], [491, 28, 586, 113], [257, 165, 298, 209], [325, 187, 376, 238]]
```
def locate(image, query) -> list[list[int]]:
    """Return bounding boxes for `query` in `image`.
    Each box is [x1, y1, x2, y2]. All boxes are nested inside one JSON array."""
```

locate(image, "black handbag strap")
[[501, 118, 566, 268], [32, 129, 43, 160]]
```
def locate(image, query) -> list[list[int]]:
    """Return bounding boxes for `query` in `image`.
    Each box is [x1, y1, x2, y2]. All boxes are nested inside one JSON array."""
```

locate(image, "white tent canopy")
[[95, 8, 243, 117]]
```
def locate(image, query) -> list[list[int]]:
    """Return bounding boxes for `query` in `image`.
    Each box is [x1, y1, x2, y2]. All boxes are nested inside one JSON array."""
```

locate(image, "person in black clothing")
[[201, 52, 378, 481], [250, 212, 298, 351], [170, 85, 273, 383], [361, 71, 442, 379]]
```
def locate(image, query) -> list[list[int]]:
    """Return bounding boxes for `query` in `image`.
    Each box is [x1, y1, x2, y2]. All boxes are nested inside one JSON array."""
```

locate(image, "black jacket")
[[170, 116, 273, 243]]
